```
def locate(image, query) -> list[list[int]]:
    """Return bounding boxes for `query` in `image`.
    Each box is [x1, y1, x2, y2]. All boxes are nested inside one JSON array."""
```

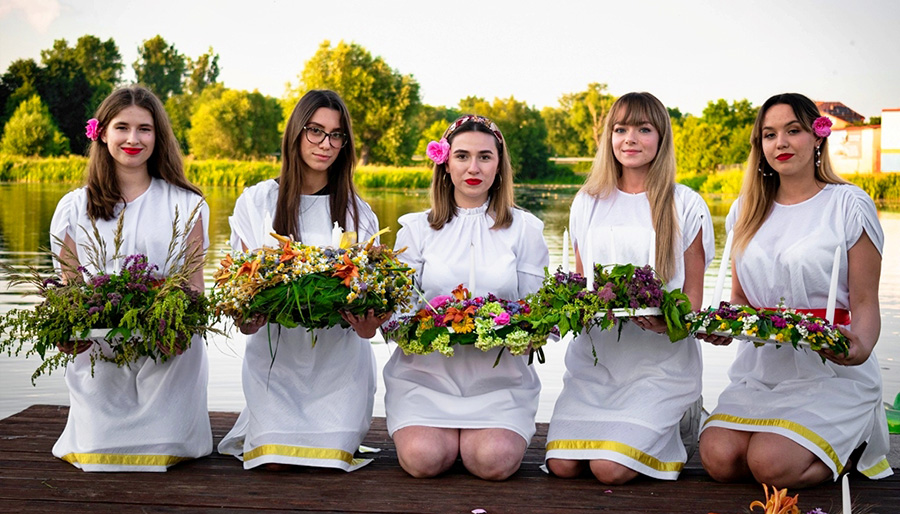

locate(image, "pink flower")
[[430, 295, 453, 309], [426, 138, 451, 164], [85, 118, 100, 141], [493, 312, 510, 325], [812, 116, 832, 138]]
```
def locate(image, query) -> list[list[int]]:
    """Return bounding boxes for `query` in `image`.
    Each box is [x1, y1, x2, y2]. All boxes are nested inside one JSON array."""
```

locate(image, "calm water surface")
[[1, 183, 898, 420]]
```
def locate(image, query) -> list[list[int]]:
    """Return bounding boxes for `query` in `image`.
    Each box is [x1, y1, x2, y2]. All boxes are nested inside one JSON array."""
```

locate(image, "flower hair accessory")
[[812, 116, 832, 138], [426, 138, 451, 164], [85, 118, 99, 141], [443, 115, 504, 145]]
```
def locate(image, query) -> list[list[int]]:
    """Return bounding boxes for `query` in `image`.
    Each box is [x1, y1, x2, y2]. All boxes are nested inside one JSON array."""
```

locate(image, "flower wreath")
[[425, 115, 504, 164]]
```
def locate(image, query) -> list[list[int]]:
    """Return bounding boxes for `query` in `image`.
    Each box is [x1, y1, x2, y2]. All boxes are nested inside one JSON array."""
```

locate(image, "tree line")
[[0, 36, 760, 179]]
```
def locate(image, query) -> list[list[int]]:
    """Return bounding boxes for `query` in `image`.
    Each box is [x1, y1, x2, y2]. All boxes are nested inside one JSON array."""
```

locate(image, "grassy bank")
[[2, 155, 899, 200]]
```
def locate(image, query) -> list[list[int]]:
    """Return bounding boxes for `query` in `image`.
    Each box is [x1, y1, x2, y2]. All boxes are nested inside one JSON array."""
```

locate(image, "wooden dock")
[[1, 405, 897, 513]]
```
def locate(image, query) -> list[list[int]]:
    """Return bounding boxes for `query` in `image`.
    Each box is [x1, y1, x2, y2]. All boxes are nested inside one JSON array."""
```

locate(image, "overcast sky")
[[1, 0, 898, 118]]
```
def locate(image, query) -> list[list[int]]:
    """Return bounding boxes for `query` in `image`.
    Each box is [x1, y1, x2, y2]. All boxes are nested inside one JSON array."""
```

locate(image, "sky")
[[1, 0, 899, 118]]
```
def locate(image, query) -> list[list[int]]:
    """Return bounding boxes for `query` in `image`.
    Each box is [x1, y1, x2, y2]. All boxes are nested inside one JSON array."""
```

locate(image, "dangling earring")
[[815, 144, 821, 172], [759, 160, 773, 177]]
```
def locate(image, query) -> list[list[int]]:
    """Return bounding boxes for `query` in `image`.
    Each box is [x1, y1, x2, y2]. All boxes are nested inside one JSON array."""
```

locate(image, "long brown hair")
[[580, 92, 679, 281], [732, 93, 847, 254], [275, 90, 359, 239], [428, 117, 515, 230], [86, 85, 201, 220]]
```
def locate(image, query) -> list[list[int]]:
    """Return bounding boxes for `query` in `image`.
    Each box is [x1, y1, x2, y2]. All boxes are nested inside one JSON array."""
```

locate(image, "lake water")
[[1, 183, 898, 421]]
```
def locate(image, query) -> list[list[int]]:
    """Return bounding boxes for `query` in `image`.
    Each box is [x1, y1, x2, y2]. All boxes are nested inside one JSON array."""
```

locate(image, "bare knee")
[[747, 438, 831, 489], [589, 460, 638, 485], [547, 458, 584, 478], [393, 427, 458, 478], [460, 429, 527, 481], [699, 428, 751, 483]]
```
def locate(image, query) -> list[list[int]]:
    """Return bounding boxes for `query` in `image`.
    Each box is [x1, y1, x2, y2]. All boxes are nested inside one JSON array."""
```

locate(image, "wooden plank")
[[0, 405, 897, 514]]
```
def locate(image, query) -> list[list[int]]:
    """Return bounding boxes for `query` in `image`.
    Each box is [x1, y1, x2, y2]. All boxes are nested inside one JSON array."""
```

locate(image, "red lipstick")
[[465, 179, 482, 185], [122, 148, 142, 155], [776, 153, 793, 161]]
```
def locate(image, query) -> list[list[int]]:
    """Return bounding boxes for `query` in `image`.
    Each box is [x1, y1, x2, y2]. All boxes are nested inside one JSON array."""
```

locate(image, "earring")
[[759, 161, 773, 177], [815, 145, 821, 172]]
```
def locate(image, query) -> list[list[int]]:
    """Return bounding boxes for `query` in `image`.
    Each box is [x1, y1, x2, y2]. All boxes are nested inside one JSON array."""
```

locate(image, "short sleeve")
[[568, 192, 588, 253], [229, 180, 277, 251], [352, 197, 380, 243], [843, 185, 884, 254], [192, 196, 211, 251], [678, 186, 714, 268], [514, 210, 549, 296], [393, 212, 428, 314], [724, 196, 743, 233], [49, 188, 86, 258]]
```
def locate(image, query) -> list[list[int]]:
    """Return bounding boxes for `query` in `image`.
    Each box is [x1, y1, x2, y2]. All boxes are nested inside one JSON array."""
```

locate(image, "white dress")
[[703, 183, 893, 480], [217, 179, 380, 471], [545, 185, 714, 480], [383, 204, 549, 441], [49, 178, 212, 472]]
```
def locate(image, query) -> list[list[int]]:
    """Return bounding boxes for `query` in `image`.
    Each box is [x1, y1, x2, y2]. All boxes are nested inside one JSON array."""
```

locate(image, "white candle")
[[562, 229, 570, 274], [585, 230, 594, 291], [609, 226, 617, 264], [712, 230, 734, 307], [263, 212, 275, 246], [331, 221, 343, 248], [469, 242, 476, 295], [826, 245, 841, 323], [113, 256, 120, 274], [647, 231, 656, 270], [842, 474, 851, 514]]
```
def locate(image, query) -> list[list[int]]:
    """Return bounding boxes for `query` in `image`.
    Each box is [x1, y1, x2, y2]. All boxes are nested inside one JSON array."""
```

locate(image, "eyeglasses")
[[303, 126, 348, 148]]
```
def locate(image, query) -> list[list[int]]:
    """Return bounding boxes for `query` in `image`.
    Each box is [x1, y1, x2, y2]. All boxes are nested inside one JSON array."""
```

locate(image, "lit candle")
[[647, 231, 656, 270], [331, 221, 343, 248], [826, 245, 841, 323], [469, 242, 476, 295], [842, 474, 851, 514], [562, 229, 570, 274], [712, 230, 734, 307], [585, 230, 594, 291]]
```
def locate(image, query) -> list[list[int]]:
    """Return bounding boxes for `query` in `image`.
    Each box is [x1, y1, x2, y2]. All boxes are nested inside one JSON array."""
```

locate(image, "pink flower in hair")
[[426, 138, 451, 164], [85, 118, 100, 141], [812, 116, 832, 138]]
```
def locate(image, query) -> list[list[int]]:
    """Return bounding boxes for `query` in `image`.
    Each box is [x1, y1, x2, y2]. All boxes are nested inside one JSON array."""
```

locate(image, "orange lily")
[[279, 239, 304, 263], [444, 304, 477, 333], [235, 259, 260, 279], [749, 484, 800, 514], [219, 254, 233, 269], [332, 253, 359, 287], [452, 284, 470, 301]]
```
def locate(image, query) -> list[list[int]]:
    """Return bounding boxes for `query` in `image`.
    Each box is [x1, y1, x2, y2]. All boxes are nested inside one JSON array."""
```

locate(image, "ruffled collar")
[[457, 200, 490, 216]]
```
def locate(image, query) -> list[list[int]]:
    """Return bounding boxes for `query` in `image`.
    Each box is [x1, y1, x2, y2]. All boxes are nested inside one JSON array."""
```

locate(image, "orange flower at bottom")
[[749, 484, 800, 514], [332, 253, 359, 287]]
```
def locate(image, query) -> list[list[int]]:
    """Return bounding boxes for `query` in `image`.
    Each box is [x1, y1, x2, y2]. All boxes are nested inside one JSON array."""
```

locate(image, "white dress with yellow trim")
[[545, 185, 714, 480], [49, 179, 212, 472], [703, 184, 893, 480], [217, 180, 379, 471], [383, 204, 549, 442]]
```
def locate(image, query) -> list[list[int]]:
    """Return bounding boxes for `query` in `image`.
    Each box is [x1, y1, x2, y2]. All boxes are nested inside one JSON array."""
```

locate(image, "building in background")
[[880, 109, 900, 172], [816, 101, 900, 174]]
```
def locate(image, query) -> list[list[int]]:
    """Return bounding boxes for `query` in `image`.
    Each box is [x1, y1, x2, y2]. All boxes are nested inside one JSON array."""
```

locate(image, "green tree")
[[185, 47, 220, 96], [188, 88, 281, 159], [290, 40, 421, 165], [0, 94, 69, 156], [38, 40, 93, 154], [702, 98, 757, 130], [412, 105, 460, 158], [458, 96, 554, 180], [133, 35, 185, 100], [543, 83, 615, 158], [672, 116, 730, 174], [71, 35, 124, 110]]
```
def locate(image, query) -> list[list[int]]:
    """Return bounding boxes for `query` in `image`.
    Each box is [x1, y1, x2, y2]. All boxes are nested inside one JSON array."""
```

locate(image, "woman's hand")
[[694, 331, 734, 346], [156, 336, 186, 357], [236, 312, 268, 335], [631, 315, 667, 334], [818, 325, 873, 366], [56, 340, 94, 355], [342, 309, 392, 339]]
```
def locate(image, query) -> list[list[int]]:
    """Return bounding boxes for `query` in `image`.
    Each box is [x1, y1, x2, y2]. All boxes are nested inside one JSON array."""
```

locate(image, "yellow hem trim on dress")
[[859, 458, 891, 478], [244, 444, 355, 465], [704, 413, 843, 474], [60, 452, 190, 467], [545, 439, 684, 473]]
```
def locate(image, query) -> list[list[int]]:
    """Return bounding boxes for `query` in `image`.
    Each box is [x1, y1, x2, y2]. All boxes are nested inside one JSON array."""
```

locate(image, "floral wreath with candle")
[[425, 115, 504, 165]]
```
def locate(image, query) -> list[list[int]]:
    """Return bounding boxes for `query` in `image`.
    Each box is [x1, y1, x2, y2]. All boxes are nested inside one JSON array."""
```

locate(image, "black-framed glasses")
[[303, 126, 348, 149]]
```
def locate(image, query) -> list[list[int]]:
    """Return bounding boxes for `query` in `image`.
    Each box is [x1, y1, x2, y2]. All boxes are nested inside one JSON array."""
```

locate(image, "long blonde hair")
[[732, 93, 847, 254], [428, 116, 516, 230], [581, 92, 678, 282]]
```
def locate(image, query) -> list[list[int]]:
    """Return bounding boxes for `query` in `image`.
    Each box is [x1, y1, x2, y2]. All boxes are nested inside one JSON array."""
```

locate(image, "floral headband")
[[426, 115, 504, 165], [85, 118, 100, 141], [812, 116, 832, 138]]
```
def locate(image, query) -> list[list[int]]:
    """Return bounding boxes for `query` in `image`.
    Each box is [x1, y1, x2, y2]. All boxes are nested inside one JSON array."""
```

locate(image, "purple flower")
[[597, 282, 616, 302], [88, 306, 103, 315], [91, 274, 111, 287], [771, 315, 787, 328], [158, 318, 167, 334]]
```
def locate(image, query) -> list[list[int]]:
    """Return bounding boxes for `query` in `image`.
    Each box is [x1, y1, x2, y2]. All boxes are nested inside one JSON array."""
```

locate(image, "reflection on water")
[[1, 183, 898, 421]]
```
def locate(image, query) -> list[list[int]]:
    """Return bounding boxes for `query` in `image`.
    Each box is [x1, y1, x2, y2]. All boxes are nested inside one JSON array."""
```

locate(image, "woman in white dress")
[[699, 93, 892, 487], [383, 115, 549, 480], [545, 92, 713, 484], [51, 85, 212, 471], [217, 90, 383, 471]]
